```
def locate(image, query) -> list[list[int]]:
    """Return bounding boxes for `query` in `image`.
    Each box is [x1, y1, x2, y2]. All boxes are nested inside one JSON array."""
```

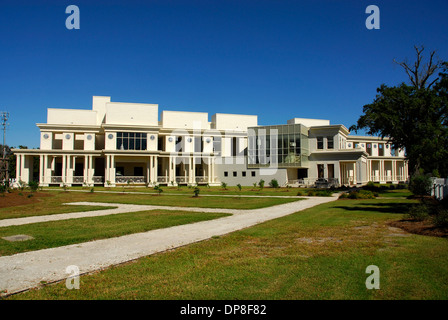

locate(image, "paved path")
[[0, 195, 338, 296]]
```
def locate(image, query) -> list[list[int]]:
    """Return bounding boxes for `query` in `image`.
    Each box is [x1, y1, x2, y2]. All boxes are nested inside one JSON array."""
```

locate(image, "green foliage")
[[28, 181, 39, 192], [340, 190, 376, 199], [154, 185, 163, 195], [433, 208, 448, 228], [351, 58, 448, 176], [236, 184, 242, 191], [258, 179, 265, 189], [409, 170, 432, 196], [269, 179, 279, 189], [407, 204, 430, 221], [193, 187, 200, 197], [221, 182, 227, 190]]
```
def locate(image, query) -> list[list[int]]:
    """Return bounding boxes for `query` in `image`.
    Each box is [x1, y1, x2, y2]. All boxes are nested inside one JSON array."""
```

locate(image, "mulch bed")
[[0, 192, 52, 208], [389, 219, 448, 238]]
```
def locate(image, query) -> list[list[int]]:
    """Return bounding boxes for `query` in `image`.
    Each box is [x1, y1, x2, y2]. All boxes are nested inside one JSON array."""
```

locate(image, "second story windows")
[[117, 132, 147, 151], [327, 136, 334, 149], [317, 137, 324, 149]]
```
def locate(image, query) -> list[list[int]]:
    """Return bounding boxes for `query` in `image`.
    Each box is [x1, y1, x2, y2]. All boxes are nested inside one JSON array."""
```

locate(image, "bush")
[[221, 182, 227, 190], [236, 184, 242, 191], [258, 179, 265, 189], [269, 179, 279, 189], [296, 191, 303, 196], [28, 181, 39, 192], [409, 171, 432, 196], [193, 187, 200, 197], [345, 190, 376, 199], [433, 208, 448, 227], [407, 204, 430, 221]]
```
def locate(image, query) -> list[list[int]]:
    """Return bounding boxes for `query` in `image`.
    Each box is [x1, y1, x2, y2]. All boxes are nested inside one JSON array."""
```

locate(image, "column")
[[16, 153, 21, 183], [83, 155, 88, 185], [62, 155, 66, 184], [147, 157, 151, 185], [105, 155, 110, 184], [39, 155, 44, 184], [110, 155, 115, 184]]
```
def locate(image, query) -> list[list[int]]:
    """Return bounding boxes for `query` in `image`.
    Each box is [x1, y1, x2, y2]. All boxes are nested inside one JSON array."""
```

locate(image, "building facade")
[[13, 96, 409, 187]]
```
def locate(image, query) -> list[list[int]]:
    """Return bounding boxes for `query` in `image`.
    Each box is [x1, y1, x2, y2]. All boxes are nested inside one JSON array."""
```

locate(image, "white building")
[[13, 96, 409, 187]]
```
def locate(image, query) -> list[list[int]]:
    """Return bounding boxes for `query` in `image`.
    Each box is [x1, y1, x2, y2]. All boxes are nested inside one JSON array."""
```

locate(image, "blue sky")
[[1, 0, 447, 148]]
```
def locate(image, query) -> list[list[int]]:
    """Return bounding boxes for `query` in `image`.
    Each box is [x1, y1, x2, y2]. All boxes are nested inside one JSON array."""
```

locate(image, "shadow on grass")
[[334, 202, 414, 214]]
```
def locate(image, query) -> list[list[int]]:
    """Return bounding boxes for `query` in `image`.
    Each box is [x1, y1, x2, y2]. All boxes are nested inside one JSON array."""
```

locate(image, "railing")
[[51, 176, 62, 183], [115, 176, 146, 184], [195, 176, 208, 183], [287, 178, 339, 188], [92, 176, 103, 183], [73, 176, 84, 183]]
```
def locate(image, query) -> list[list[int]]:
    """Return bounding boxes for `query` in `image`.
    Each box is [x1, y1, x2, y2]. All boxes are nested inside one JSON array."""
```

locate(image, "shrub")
[[407, 204, 430, 221], [258, 179, 265, 189], [433, 208, 448, 227], [193, 187, 200, 197], [221, 182, 227, 190], [28, 181, 39, 192], [346, 190, 376, 199], [236, 183, 242, 192], [269, 179, 279, 189], [409, 170, 432, 196], [154, 185, 163, 195]]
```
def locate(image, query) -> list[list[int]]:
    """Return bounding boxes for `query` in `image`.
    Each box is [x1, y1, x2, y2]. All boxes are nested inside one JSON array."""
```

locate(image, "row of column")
[[366, 160, 409, 182]]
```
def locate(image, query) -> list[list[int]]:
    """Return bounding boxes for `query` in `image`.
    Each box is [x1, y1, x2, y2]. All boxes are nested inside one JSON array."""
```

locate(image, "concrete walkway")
[[0, 195, 338, 296]]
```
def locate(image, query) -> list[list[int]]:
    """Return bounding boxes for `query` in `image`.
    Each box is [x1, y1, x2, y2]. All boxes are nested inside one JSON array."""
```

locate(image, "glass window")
[[116, 132, 147, 150], [317, 137, 324, 149], [327, 137, 334, 149]]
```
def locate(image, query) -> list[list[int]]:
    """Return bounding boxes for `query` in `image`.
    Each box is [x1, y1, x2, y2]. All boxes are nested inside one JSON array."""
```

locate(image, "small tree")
[[28, 180, 39, 192], [236, 183, 242, 192], [221, 182, 227, 190], [193, 187, 200, 197], [258, 179, 265, 189], [154, 185, 163, 195], [269, 179, 279, 189]]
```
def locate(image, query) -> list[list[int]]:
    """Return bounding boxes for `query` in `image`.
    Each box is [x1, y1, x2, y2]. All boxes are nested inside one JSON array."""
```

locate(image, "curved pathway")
[[0, 195, 338, 296]]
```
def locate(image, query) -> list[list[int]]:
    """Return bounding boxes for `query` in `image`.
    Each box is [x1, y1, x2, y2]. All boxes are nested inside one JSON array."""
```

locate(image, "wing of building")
[[12, 96, 409, 187]]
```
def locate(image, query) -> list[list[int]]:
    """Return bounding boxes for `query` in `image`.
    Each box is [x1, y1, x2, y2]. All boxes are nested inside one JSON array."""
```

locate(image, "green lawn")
[[10, 197, 448, 300], [46, 185, 333, 197], [0, 190, 299, 221], [0, 210, 230, 256]]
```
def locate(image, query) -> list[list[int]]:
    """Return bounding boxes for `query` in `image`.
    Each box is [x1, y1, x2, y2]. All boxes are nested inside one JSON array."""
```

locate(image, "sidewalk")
[[0, 195, 338, 296]]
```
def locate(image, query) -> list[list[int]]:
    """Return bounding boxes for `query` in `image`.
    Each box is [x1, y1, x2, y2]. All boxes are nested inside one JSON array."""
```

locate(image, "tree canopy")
[[351, 47, 448, 177]]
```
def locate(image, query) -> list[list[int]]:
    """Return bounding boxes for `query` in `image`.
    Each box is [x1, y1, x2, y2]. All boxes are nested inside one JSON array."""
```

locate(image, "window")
[[327, 137, 334, 149], [224, 171, 228, 177], [251, 171, 256, 177], [242, 171, 246, 177], [317, 137, 324, 149], [116, 132, 147, 150], [379, 143, 384, 156], [233, 171, 237, 177]]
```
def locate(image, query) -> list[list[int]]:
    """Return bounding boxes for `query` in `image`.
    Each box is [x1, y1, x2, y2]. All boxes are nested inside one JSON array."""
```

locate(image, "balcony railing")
[[115, 176, 146, 184]]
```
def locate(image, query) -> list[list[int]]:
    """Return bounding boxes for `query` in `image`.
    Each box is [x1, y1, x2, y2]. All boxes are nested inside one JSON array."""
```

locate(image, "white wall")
[[105, 102, 159, 126], [212, 114, 257, 131], [161, 111, 210, 130], [287, 118, 330, 127], [47, 109, 97, 126]]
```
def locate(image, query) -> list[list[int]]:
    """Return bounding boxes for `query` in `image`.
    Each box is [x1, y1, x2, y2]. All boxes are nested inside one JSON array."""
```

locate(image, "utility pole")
[[0, 111, 9, 183]]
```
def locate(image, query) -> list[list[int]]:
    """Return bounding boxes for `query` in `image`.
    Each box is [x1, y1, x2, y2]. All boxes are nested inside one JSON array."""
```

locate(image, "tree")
[[351, 46, 448, 177]]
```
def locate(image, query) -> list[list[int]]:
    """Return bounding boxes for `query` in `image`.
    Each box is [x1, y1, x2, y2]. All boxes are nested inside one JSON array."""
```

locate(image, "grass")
[[10, 197, 448, 300], [0, 191, 299, 222], [0, 210, 230, 256], [0, 191, 117, 220], [47, 185, 335, 197]]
